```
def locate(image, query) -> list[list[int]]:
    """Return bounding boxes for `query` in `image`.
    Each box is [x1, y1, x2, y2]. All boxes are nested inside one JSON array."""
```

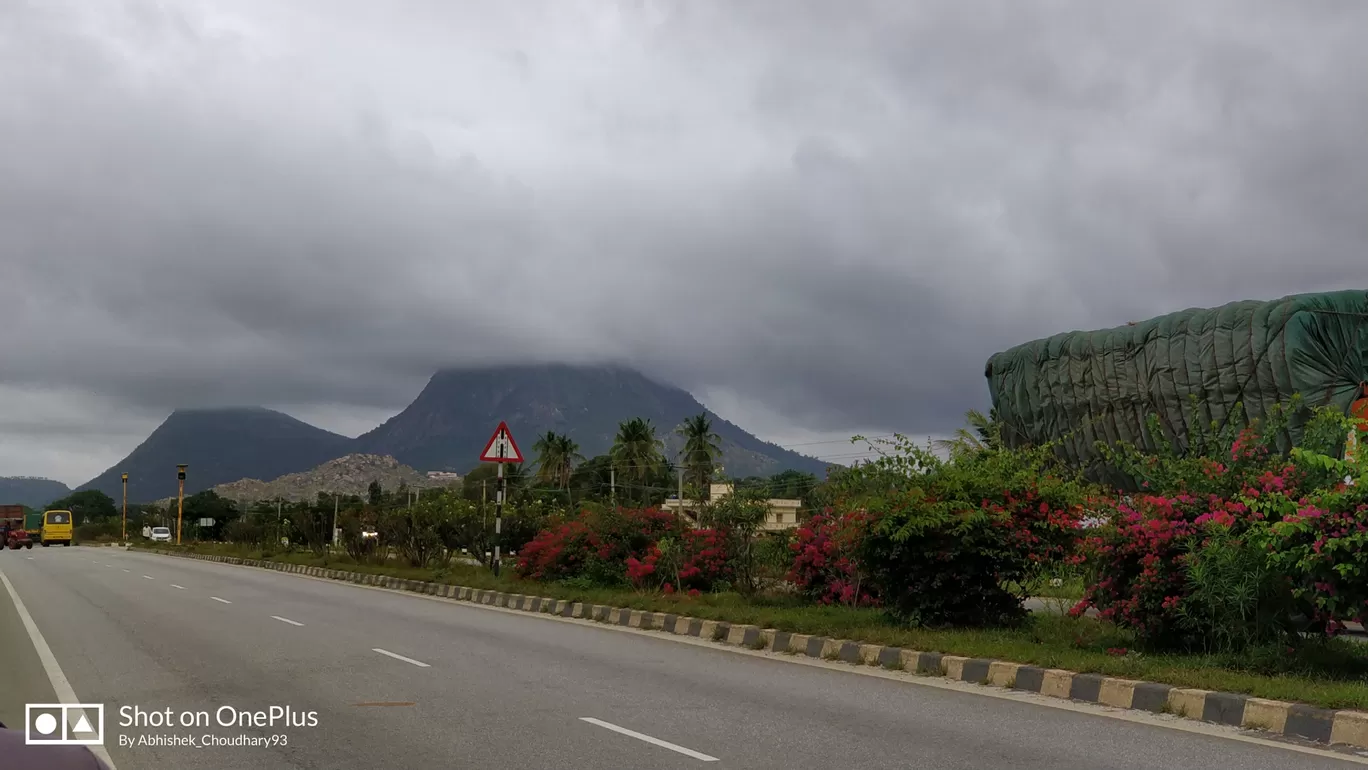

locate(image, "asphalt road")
[[0, 547, 1362, 770]]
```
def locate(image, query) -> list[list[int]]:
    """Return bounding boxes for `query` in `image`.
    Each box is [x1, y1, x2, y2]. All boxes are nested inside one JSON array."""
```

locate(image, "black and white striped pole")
[[494, 442, 505, 576]]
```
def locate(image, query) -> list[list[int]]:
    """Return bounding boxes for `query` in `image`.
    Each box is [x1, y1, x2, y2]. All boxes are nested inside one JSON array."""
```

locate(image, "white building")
[[660, 482, 803, 531]]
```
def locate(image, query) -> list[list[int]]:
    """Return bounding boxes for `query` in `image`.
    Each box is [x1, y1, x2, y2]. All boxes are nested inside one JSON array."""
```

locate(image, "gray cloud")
[[3, 0, 1368, 482]]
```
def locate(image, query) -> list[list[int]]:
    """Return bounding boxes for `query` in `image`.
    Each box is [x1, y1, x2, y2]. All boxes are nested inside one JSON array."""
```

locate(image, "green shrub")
[[835, 435, 1089, 627]]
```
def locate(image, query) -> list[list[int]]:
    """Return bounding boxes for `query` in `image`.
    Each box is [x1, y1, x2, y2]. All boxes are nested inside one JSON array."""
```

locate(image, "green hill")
[[0, 477, 72, 509]]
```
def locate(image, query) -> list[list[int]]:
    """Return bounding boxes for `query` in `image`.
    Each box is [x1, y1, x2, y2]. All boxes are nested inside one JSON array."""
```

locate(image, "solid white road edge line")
[[0, 566, 122, 770], [579, 717, 719, 762], [170, 584, 186, 590], [271, 616, 304, 627], [371, 648, 430, 668], [210, 596, 232, 604]]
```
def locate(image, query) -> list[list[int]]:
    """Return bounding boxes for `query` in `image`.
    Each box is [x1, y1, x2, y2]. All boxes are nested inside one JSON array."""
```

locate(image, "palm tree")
[[532, 431, 583, 499], [676, 413, 722, 493], [611, 417, 664, 505], [932, 408, 1000, 456]]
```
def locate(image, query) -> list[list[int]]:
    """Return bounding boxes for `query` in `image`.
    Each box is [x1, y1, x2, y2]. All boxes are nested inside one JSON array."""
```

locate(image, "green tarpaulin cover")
[[985, 290, 1368, 466]]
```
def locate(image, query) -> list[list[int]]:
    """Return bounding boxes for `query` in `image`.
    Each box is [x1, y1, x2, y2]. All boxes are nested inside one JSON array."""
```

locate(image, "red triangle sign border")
[[479, 421, 524, 463]]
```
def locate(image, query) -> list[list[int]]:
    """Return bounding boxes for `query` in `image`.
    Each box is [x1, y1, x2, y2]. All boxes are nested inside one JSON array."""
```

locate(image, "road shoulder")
[[0, 563, 58, 728]]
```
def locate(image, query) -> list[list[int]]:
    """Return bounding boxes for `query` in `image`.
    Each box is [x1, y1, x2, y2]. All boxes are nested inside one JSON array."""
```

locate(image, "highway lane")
[[1, 546, 1362, 770]]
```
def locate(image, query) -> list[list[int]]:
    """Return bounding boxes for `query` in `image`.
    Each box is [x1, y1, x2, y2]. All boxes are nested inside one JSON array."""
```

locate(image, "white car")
[[149, 527, 172, 542]]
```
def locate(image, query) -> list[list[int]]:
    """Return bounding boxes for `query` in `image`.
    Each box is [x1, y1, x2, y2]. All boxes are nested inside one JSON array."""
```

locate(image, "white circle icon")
[[34, 713, 58, 735]]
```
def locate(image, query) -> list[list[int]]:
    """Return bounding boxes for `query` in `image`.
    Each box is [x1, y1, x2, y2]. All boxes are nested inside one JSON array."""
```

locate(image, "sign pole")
[[478, 421, 522, 577], [494, 443, 505, 577], [121, 473, 128, 543]]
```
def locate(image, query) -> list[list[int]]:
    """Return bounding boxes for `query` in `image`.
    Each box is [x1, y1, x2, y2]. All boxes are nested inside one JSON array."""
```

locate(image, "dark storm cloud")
[[3, 0, 1368, 460]]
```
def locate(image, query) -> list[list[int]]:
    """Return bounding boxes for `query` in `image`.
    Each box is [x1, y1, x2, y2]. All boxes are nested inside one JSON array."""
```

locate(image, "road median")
[[140, 545, 1368, 752]]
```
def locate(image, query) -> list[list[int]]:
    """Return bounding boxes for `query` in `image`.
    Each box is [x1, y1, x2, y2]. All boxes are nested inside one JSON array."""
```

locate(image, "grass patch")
[[143, 542, 1368, 711]]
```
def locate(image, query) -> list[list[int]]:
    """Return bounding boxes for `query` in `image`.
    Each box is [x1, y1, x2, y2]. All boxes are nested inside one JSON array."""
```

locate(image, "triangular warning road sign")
[[479, 421, 523, 463]]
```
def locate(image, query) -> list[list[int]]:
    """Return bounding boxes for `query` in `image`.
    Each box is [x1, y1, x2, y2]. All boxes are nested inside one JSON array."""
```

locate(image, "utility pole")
[[121, 473, 128, 543], [610, 467, 616, 506], [276, 498, 282, 544], [332, 494, 339, 552], [176, 465, 187, 545], [677, 465, 684, 523]]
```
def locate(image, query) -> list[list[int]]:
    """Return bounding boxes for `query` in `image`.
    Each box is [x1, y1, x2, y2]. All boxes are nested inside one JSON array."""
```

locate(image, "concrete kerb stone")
[[987, 661, 1021, 688], [144, 549, 1368, 751], [1331, 710, 1368, 747]]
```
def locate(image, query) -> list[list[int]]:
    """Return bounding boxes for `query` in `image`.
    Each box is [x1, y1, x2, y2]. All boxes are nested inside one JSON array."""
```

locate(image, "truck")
[[985, 289, 1368, 468], [24, 510, 42, 542], [0, 505, 33, 550]]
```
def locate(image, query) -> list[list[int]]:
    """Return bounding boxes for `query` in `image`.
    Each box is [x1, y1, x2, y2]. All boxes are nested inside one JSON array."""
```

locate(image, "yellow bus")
[[41, 509, 73, 547]]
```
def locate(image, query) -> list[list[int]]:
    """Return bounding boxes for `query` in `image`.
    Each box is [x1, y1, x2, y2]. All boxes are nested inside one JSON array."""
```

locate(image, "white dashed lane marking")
[[210, 596, 232, 604], [579, 718, 719, 762], [372, 648, 429, 668]]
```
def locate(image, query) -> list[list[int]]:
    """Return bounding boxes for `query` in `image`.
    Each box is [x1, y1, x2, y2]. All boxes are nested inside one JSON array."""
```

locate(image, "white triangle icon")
[[72, 713, 94, 733]]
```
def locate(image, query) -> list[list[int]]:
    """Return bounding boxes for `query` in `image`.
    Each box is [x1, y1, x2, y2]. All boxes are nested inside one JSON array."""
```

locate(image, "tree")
[[676, 414, 722, 493], [712, 486, 772, 595], [932, 408, 1001, 457], [611, 418, 665, 505], [460, 462, 527, 502], [182, 490, 239, 540], [532, 431, 584, 498], [46, 490, 117, 522], [567, 454, 615, 503]]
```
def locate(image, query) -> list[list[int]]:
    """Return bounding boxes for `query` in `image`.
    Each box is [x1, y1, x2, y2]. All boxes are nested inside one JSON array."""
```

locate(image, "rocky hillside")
[[356, 364, 832, 478], [210, 454, 455, 503]]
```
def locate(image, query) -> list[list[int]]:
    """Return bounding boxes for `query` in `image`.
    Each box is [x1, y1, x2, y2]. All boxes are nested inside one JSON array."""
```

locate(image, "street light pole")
[[121, 473, 128, 543], [176, 464, 187, 545]]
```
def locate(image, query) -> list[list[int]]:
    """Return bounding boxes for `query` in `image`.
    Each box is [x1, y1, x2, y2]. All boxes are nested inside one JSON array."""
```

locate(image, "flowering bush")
[[515, 507, 686, 585], [789, 509, 879, 607], [625, 527, 735, 593], [1075, 405, 1362, 651], [1074, 494, 1237, 649], [679, 528, 733, 590], [516, 517, 594, 581], [1265, 487, 1368, 635]]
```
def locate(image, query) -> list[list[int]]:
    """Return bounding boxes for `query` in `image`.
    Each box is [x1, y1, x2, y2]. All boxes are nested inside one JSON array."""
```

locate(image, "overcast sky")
[[2, 0, 1366, 486]]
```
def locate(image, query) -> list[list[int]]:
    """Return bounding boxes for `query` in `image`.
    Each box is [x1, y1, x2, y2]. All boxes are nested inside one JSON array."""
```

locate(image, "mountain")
[[0, 477, 72, 509], [210, 454, 455, 503], [79, 407, 354, 501], [83, 366, 834, 502], [356, 364, 832, 478]]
